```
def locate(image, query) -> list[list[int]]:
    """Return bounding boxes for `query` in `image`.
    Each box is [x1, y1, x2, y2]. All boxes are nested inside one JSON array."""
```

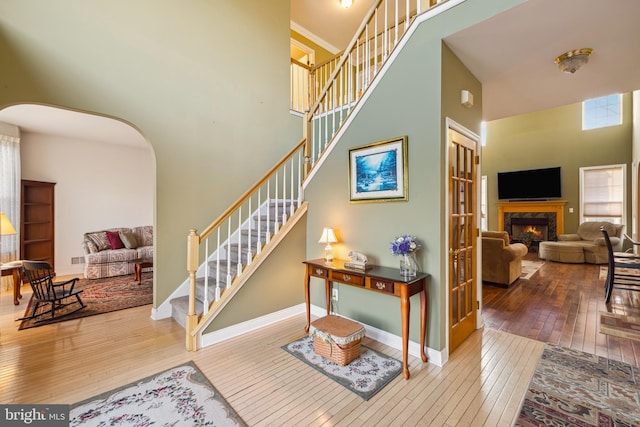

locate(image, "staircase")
[[182, 0, 453, 351], [170, 199, 297, 328]]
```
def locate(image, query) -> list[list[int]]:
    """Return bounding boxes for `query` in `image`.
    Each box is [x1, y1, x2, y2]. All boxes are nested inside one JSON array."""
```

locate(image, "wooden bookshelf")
[[20, 180, 56, 272]]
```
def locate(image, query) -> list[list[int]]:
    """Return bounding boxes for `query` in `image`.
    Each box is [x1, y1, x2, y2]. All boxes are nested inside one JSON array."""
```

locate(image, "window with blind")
[[580, 164, 626, 224]]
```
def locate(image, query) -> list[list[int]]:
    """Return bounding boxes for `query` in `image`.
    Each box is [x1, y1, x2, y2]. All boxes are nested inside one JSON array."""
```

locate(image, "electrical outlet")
[[332, 288, 339, 301]]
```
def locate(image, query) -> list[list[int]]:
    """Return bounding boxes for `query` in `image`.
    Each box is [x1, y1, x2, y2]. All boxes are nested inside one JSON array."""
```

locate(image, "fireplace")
[[510, 217, 549, 242], [505, 212, 557, 241], [498, 200, 567, 241]]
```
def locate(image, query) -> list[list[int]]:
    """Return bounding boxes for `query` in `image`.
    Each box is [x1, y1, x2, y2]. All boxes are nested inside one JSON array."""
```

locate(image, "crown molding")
[[290, 20, 340, 55]]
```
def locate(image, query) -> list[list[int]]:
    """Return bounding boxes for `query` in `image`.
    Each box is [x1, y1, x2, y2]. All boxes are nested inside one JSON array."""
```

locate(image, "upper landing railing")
[[296, 0, 443, 169]]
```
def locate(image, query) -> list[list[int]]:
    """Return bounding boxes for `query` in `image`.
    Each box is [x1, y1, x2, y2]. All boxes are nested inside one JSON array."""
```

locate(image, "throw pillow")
[[106, 230, 124, 250], [120, 231, 138, 249], [88, 232, 111, 251]]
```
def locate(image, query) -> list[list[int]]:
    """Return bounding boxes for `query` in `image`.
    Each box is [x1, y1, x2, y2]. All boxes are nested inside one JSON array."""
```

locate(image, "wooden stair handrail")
[[199, 138, 306, 241]]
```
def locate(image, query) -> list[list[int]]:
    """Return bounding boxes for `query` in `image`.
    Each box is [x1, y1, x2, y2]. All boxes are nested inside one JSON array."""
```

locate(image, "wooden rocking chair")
[[20, 260, 85, 321]]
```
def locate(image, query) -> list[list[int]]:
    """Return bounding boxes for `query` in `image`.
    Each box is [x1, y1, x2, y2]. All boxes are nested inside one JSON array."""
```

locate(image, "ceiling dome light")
[[554, 48, 593, 74], [341, 0, 353, 8]]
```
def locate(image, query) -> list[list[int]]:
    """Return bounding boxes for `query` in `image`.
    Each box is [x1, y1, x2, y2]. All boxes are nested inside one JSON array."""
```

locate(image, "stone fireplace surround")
[[497, 200, 567, 242]]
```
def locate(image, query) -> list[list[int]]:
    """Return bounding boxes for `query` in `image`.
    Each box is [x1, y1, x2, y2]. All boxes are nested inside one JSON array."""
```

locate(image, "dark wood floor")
[[482, 252, 640, 367]]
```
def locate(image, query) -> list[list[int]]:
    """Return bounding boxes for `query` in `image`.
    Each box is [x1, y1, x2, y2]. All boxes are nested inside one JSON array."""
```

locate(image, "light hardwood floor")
[[0, 279, 544, 426]]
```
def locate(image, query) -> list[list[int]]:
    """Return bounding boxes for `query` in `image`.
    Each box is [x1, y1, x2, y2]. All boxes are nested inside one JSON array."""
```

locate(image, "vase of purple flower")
[[390, 235, 420, 277]]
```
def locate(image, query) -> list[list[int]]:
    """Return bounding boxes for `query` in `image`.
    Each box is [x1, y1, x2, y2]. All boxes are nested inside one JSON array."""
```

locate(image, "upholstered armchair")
[[481, 231, 529, 286]]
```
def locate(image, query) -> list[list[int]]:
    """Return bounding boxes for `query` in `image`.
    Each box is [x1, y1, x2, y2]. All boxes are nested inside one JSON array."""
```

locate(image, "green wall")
[[483, 94, 633, 234], [0, 1, 304, 317], [304, 0, 520, 352]]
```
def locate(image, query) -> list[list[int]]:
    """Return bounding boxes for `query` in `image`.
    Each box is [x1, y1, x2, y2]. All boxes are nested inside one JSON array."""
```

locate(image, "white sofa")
[[81, 226, 153, 279]]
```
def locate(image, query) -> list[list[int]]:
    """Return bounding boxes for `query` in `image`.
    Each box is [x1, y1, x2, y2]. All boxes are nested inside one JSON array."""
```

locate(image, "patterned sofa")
[[82, 226, 153, 279]]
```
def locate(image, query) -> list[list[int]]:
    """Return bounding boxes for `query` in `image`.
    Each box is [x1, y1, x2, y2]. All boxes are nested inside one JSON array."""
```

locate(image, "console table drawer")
[[369, 278, 394, 294], [330, 271, 364, 286], [309, 266, 329, 278]]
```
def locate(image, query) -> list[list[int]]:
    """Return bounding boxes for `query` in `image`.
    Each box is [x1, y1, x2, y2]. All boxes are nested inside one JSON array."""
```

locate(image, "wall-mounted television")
[[497, 167, 561, 200]]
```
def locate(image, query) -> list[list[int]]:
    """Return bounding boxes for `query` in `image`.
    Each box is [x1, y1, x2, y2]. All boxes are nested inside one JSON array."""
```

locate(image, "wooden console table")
[[303, 258, 429, 379]]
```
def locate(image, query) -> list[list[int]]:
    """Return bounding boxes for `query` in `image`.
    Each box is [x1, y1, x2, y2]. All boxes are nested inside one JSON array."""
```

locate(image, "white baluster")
[[274, 171, 280, 232], [282, 163, 288, 225], [257, 187, 263, 253], [226, 219, 232, 288], [237, 207, 242, 276], [215, 229, 221, 301], [266, 184, 271, 243], [203, 237, 209, 314], [247, 197, 253, 264]]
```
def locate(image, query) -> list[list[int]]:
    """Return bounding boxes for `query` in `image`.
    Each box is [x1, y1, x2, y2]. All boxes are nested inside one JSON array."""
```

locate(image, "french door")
[[448, 128, 478, 352]]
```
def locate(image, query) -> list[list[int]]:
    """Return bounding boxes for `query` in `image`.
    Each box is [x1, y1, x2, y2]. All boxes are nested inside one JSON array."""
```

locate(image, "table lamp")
[[0, 213, 17, 268], [318, 227, 338, 263]]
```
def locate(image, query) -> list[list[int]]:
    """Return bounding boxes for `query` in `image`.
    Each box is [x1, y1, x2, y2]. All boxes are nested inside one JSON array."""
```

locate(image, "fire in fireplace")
[[510, 217, 549, 242]]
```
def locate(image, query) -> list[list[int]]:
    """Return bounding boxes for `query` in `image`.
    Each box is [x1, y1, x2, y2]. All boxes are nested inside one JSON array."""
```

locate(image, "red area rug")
[[18, 273, 152, 330]]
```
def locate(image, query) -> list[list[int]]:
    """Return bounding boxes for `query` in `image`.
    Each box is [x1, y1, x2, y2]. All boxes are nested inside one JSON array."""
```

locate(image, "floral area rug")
[[520, 260, 544, 280], [515, 344, 640, 426], [70, 361, 246, 427], [282, 335, 402, 401], [600, 311, 640, 342], [18, 273, 152, 330]]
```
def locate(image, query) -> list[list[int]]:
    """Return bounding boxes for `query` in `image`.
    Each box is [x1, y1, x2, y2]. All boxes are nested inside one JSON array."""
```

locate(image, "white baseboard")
[[193, 303, 446, 367], [200, 304, 306, 347]]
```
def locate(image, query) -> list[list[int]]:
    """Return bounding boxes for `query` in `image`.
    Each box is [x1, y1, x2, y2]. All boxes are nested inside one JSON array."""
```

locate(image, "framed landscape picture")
[[348, 136, 408, 203]]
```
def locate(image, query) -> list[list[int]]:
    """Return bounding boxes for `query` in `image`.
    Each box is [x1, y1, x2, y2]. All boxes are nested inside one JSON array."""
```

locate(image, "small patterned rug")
[[282, 335, 402, 400], [599, 265, 640, 280], [600, 311, 640, 342], [515, 344, 640, 426], [18, 273, 152, 330], [520, 259, 544, 280], [70, 361, 246, 426]]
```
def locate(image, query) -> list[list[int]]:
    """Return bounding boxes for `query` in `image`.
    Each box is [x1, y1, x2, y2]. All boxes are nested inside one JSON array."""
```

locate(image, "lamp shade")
[[0, 213, 16, 236], [318, 227, 338, 244]]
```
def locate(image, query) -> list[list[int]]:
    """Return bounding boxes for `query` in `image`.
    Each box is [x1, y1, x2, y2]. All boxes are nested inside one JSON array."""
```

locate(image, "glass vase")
[[399, 253, 418, 277]]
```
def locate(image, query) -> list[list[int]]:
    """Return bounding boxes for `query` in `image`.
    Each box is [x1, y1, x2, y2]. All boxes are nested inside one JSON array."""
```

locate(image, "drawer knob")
[[343, 275, 351, 282], [375, 281, 385, 290], [315, 269, 324, 276]]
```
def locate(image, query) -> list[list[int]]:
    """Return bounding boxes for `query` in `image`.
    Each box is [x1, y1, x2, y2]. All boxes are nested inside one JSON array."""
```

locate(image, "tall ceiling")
[[292, 0, 640, 120], [1, 0, 638, 144]]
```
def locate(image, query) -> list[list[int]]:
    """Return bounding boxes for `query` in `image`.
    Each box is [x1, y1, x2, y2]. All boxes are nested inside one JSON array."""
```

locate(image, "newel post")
[[186, 228, 200, 351]]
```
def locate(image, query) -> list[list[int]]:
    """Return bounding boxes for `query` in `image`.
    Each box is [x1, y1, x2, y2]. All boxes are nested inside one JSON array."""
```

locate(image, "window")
[[481, 175, 487, 231], [582, 94, 622, 130], [580, 164, 626, 225]]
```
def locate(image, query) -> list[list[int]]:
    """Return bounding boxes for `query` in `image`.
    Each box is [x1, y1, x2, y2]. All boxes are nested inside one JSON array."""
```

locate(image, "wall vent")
[[71, 257, 85, 264]]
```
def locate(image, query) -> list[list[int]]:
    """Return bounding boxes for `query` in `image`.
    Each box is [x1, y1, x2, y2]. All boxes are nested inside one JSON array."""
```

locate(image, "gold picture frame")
[[348, 136, 408, 203]]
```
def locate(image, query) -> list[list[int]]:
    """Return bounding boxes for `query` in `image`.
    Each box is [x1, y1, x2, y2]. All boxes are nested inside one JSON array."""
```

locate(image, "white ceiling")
[[1, 0, 638, 143], [0, 104, 148, 148]]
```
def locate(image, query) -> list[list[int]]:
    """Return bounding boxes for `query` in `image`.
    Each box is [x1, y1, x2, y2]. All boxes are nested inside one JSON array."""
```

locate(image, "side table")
[[1, 261, 24, 305]]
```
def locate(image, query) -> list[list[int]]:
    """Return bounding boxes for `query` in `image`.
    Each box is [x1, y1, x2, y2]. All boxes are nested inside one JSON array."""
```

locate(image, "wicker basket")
[[313, 335, 362, 366], [310, 315, 365, 366]]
